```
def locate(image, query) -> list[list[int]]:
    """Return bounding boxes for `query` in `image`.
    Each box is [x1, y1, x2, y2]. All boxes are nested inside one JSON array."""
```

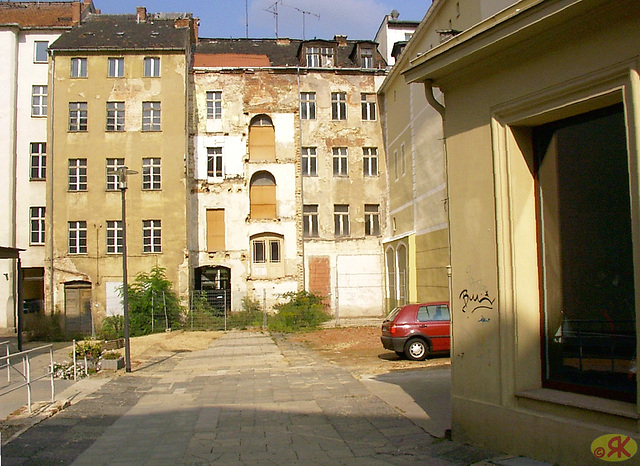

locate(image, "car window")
[[385, 307, 402, 321], [417, 304, 450, 322]]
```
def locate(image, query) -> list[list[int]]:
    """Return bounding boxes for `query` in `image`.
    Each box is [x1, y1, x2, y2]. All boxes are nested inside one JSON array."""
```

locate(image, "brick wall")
[[308, 256, 331, 299]]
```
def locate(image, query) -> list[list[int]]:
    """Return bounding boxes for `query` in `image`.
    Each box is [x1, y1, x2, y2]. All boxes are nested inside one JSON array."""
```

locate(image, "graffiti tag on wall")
[[459, 267, 496, 314]]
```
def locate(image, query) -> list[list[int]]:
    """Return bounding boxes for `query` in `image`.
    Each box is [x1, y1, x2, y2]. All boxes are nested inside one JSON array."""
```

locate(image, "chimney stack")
[[136, 6, 147, 22], [334, 35, 347, 46]]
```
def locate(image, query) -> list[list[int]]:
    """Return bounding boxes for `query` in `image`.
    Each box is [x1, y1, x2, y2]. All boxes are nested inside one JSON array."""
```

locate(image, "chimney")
[[136, 6, 147, 22], [333, 35, 347, 46], [277, 37, 290, 46]]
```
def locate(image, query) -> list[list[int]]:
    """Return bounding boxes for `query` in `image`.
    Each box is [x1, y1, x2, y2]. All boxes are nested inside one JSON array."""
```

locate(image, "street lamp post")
[[110, 166, 138, 373]]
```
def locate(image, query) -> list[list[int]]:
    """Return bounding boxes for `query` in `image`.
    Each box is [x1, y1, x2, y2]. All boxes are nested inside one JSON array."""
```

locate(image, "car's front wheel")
[[404, 338, 429, 361]]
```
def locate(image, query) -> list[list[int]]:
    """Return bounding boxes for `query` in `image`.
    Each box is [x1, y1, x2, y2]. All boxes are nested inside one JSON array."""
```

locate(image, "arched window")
[[397, 244, 408, 306], [250, 233, 284, 278], [250, 171, 276, 219], [249, 114, 275, 161]]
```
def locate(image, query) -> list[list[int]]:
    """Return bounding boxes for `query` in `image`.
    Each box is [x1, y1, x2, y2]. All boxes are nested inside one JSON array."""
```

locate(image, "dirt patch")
[[291, 325, 450, 377]]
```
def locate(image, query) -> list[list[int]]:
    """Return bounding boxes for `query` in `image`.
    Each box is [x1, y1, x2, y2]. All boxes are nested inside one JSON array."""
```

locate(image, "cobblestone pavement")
[[1, 331, 508, 465]]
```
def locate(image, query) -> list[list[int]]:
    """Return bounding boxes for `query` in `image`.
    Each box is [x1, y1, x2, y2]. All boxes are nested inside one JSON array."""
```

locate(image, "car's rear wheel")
[[404, 338, 429, 361]]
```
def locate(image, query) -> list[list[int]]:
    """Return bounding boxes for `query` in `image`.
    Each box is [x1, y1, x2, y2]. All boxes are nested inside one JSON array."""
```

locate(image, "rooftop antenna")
[[265, 0, 282, 38], [281, 2, 319, 40], [245, 0, 249, 38]]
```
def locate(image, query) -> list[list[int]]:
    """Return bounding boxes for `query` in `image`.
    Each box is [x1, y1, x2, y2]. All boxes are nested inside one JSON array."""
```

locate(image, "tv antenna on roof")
[[265, 1, 320, 39]]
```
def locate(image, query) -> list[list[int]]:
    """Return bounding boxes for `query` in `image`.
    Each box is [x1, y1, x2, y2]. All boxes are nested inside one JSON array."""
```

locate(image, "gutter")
[[48, 49, 55, 315]]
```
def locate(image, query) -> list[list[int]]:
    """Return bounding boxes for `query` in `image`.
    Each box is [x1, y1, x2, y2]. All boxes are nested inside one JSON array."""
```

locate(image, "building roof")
[[194, 37, 386, 69], [0, 0, 95, 28], [50, 12, 192, 51]]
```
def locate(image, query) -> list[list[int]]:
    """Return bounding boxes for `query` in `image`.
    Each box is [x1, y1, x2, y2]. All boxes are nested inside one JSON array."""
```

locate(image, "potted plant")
[[100, 350, 125, 370]]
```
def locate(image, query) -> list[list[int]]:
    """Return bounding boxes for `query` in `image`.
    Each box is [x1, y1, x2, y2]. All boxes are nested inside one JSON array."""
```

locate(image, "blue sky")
[[97, 0, 430, 40]]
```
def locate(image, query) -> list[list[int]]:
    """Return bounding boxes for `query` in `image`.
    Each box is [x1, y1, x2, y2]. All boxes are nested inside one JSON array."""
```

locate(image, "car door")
[[417, 304, 450, 351]]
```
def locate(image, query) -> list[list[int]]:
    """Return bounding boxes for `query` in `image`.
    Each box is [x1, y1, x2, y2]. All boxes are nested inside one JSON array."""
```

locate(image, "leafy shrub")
[[98, 315, 125, 340], [269, 291, 330, 332], [122, 266, 185, 336], [70, 340, 102, 360], [101, 350, 122, 360], [23, 313, 65, 342]]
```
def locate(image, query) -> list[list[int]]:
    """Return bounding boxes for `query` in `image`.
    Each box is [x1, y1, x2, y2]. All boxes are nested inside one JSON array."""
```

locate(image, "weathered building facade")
[[47, 8, 196, 333], [0, 0, 96, 331], [403, 0, 640, 462], [191, 37, 388, 316]]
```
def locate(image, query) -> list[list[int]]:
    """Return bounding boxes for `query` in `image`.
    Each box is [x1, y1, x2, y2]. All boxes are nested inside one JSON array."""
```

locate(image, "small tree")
[[121, 266, 184, 335], [269, 291, 330, 332]]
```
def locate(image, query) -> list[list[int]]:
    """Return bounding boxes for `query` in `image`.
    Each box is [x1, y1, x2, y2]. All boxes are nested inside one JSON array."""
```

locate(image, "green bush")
[[101, 350, 122, 360], [71, 340, 102, 360], [23, 312, 65, 342], [122, 266, 184, 336], [98, 315, 125, 340], [268, 291, 330, 332]]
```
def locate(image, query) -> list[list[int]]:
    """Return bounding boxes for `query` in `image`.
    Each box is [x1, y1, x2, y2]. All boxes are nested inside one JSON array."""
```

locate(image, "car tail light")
[[389, 323, 397, 335]]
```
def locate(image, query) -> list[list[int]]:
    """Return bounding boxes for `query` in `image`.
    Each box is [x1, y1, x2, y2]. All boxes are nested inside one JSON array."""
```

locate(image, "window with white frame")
[[106, 158, 125, 190], [334, 204, 350, 237], [207, 147, 223, 178], [331, 92, 347, 120], [365, 204, 380, 236], [363, 147, 378, 176], [68, 158, 87, 191], [30, 207, 45, 245], [106, 220, 123, 254], [142, 157, 161, 190], [302, 147, 317, 176], [30, 142, 46, 180], [303, 204, 319, 237], [206, 91, 222, 119], [34, 41, 48, 63], [144, 57, 160, 77], [320, 47, 334, 67], [252, 237, 281, 263], [306, 46, 320, 67], [360, 48, 374, 68], [332, 147, 348, 176], [68, 221, 87, 254], [70, 57, 87, 78], [31, 85, 47, 117], [361, 93, 376, 120], [143, 220, 161, 253], [106, 102, 125, 131], [142, 101, 161, 131], [108, 57, 124, 77], [300, 92, 316, 120], [68, 102, 87, 131]]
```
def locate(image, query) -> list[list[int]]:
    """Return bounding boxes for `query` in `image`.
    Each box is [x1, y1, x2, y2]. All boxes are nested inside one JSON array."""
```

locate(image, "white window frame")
[[144, 57, 160, 77], [320, 47, 334, 67], [300, 92, 316, 120], [361, 93, 376, 121], [68, 102, 87, 131], [332, 147, 348, 177], [106, 220, 123, 254], [30, 142, 46, 180], [71, 57, 87, 78], [207, 147, 223, 178], [106, 101, 125, 131], [334, 205, 350, 237], [360, 48, 374, 68], [143, 220, 161, 253], [206, 91, 222, 119], [68, 158, 87, 191], [303, 204, 319, 237], [302, 147, 317, 176], [252, 238, 282, 263], [108, 57, 124, 77], [34, 41, 48, 63], [365, 204, 380, 236], [363, 147, 379, 176], [142, 157, 161, 190], [68, 221, 87, 254], [30, 207, 46, 245], [306, 46, 319, 67], [106, 158, 125, 191], [331, 92, 347, 120], [31, 85, 47, 117], [142, 101, 161, 131]]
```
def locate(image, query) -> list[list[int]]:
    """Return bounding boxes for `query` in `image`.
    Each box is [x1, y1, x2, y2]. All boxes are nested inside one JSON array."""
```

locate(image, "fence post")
[[73, 340, 77, 381], [49, 345, 55, 402], [6, 343, 10, 382], [262, 289, 267, 330], [224, 290, 227, 332], [26, 352, 32, 413]]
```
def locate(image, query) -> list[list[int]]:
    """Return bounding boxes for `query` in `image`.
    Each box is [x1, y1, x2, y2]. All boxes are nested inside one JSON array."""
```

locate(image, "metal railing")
[[0, 344, 55, 413]]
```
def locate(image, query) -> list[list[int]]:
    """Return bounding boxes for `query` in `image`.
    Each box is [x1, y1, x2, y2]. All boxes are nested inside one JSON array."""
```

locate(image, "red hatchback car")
[[381, 302, 450, 360]]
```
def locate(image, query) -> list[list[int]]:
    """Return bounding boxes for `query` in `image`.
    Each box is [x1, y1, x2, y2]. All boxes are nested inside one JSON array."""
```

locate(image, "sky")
[[97, 0, 430, 41]]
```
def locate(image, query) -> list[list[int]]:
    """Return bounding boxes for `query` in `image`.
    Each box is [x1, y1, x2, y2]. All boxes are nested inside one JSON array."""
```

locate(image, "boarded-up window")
[[249, 115, 275, 161], [250, 172, 276, 219], [206, 209, 225, 251]]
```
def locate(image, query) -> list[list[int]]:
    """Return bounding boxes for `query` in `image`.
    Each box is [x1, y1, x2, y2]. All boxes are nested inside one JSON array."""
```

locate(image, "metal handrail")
[[0, 344, 55, 413], [0, 340, 10, 382]]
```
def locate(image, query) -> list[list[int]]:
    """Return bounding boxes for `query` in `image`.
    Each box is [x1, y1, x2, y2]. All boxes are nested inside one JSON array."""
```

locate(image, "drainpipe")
[[296, 67, 306, 290], [48, 50, 55, 316], [10, 28, 19, 331]]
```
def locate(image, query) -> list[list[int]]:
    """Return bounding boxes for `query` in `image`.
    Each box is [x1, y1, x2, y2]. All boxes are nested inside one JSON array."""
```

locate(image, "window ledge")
[[517, 388, 639, 420]]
